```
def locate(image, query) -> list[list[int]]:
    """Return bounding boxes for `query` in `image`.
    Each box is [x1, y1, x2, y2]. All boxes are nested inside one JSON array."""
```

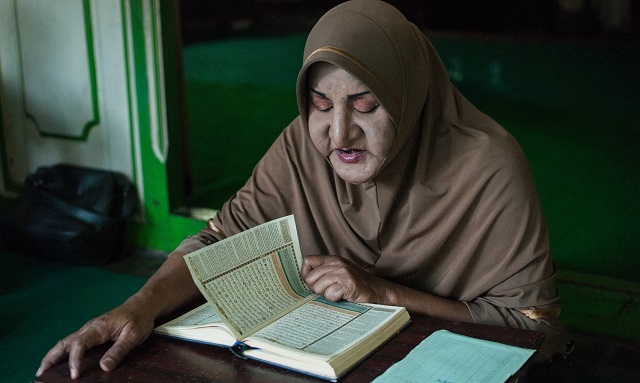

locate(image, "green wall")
[[431, 37, 639, 281], [124, 0, 205, 253], [433, 36, 640, 339]]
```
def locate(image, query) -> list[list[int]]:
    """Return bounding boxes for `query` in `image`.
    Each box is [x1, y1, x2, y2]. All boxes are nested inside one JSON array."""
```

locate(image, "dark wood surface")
[[34, 314, 544, 383]]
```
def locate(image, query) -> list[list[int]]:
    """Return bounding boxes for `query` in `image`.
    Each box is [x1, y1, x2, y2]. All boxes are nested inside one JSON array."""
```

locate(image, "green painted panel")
[[122, 0, 206, 252]]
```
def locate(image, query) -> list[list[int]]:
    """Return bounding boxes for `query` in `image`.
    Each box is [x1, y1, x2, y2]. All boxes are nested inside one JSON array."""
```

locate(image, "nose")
[[329, 108, 352, 148]]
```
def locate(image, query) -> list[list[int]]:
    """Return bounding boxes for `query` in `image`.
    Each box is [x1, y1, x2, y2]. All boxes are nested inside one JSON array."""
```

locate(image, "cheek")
[[307, 117, 330, 152], [365, 119, 395, 155]]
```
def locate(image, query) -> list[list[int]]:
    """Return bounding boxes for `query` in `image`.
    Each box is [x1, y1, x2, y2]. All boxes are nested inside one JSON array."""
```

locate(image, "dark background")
[[179, 0, 639, 44]]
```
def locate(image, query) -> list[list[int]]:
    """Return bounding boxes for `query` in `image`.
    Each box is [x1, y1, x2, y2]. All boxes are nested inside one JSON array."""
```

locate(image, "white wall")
[[0, 0, 144, 195]]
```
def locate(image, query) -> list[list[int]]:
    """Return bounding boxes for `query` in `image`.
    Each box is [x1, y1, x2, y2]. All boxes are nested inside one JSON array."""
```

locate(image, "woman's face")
[[307, 63, 395, 184]]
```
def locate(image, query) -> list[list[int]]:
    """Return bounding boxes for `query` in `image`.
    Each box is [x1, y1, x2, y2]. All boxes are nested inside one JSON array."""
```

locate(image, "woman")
[[37, 0, 563, 379]]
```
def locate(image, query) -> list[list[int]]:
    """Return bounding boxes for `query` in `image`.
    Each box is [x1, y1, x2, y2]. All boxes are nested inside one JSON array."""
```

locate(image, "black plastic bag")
[[4, 163, 138, 265]]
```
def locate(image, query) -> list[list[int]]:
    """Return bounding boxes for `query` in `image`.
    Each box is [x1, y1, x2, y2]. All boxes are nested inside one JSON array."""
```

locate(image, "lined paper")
[[373, 330, 535, 383]]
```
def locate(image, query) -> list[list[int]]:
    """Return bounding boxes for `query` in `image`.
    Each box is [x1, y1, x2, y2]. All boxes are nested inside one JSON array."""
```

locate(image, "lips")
[[335, 149, 365, 163]]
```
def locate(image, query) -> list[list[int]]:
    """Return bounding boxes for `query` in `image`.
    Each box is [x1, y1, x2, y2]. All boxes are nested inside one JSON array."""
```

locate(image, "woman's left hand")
[[301, 255, 388, 304], [301, 255, 474, 323]]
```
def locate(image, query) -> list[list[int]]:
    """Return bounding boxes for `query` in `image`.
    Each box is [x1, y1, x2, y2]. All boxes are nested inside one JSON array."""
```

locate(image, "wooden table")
[[34, 314, 544, 382]]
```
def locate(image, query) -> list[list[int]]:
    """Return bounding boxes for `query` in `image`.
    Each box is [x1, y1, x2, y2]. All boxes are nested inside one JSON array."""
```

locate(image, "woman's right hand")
[[35, 295, 155, 380], [34, 249, 204, 380]]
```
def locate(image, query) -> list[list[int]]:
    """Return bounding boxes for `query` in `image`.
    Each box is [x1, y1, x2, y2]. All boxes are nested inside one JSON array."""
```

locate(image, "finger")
[[36, 340, 72, 377], [306, 269, 345, 296], [67, 338, 91, 379], [301, 255, 324, 276], [303, 263, 334, 287], [323, 282, 347, 302], [302, 255, 340, 273], [303, 256, 345, 285], [300, 259, 312, 277], [67, 325, 112, 379], [37, 330, 98, 380], [99, 329, 140, 372], [301, 256, 323, 284]]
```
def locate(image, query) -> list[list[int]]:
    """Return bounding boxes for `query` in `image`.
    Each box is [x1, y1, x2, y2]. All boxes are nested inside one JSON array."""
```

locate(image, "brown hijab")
[[178, 0, 561, 357]]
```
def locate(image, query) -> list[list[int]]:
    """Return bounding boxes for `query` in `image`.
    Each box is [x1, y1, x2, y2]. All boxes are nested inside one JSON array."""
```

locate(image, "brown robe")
[[175, 0, 564, 359]]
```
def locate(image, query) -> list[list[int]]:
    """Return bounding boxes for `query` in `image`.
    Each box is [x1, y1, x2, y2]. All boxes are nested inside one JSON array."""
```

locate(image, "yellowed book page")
[[153, 304, 237, 347], [248, 298, 405, 357], [185, 215, 314, 339], [162, 303, 223, 328]]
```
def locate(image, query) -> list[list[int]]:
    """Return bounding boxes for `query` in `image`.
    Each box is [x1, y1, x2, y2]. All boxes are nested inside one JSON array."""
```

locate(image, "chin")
[[338, 175, 369, 185], [331, 163, 376, 184]]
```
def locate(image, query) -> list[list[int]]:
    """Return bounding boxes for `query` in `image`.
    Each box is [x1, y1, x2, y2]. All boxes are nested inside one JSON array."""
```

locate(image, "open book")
[[154, 215, 410, 381]]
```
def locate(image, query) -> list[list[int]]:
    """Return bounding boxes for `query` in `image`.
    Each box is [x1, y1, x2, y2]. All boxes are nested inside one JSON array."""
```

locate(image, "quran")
[[154, 215, 410, 381]]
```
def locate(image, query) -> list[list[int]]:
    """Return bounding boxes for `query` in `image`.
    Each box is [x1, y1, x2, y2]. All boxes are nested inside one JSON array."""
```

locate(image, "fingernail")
[[70, 367, 78, 379], [35, 367, 42, 377], [103, 357, 114, 371]]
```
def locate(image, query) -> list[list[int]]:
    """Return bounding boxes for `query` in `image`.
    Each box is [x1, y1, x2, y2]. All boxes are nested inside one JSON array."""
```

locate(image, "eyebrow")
[[309, 88, 372, 99]]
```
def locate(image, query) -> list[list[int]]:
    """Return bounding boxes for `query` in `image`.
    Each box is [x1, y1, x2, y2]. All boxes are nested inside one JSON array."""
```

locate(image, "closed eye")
[[309, 88, 380, 113], [351, 97, 380, 113], [310, 89, 333, 112], [354, 103, 380, 113], [314, 101, 333, 112]]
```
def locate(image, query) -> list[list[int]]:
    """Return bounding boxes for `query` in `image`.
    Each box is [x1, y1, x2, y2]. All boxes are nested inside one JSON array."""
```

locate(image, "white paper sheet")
[[373, 329, 535, 383]]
